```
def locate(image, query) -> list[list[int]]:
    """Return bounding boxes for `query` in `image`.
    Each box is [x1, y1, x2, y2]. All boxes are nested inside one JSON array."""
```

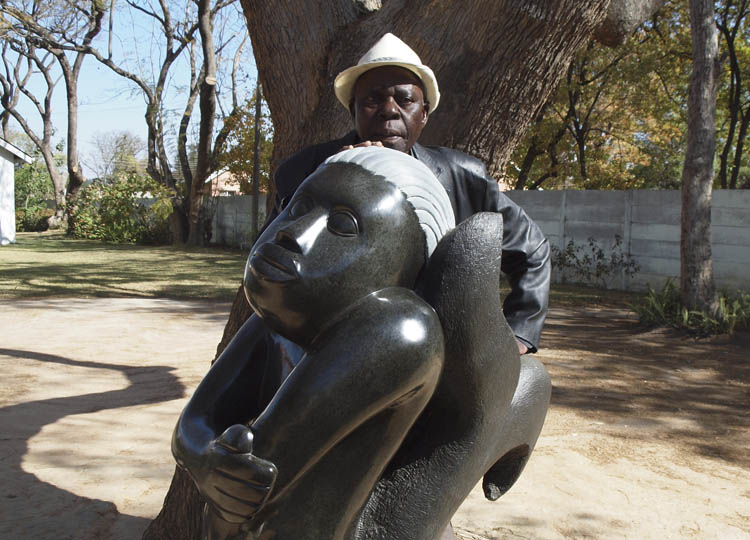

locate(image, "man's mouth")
[[373, 130, 403, 140], [248, 242, 299, 283]]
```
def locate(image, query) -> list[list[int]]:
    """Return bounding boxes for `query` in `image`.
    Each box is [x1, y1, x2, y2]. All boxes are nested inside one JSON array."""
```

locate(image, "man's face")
[[352, 66, 428, 153]]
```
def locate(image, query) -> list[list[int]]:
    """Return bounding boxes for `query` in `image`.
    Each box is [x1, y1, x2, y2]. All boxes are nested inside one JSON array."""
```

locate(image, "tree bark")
[[680, 0, 719, 313], [146, 1, 666, 538], [251, 82, 262, 240]]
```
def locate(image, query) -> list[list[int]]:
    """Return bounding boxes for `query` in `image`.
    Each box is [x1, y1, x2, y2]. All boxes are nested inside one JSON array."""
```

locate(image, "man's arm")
[[484, 180, 551, 353]]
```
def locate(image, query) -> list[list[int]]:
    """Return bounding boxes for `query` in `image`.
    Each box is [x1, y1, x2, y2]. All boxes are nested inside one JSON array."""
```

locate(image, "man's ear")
[[421, 104, 429, 126]]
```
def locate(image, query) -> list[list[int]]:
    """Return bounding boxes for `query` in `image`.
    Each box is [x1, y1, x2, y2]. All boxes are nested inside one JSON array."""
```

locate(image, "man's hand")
[[340, 140, 384, 151], [516, 339, 528, 355]]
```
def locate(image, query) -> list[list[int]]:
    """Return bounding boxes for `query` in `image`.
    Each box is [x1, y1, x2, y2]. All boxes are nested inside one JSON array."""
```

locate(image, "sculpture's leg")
[[483, 356, 551, 501]]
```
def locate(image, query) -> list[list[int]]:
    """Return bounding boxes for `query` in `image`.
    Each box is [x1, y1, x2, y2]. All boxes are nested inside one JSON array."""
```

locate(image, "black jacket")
[[269, 131, 550, 352]]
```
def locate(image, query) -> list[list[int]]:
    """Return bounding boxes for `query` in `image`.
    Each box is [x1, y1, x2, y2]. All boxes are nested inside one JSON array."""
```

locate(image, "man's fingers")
[[339, 141, 384, 152]]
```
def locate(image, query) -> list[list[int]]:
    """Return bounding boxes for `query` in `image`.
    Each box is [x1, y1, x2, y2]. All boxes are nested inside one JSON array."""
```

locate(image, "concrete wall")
[[506, 189, 750, 292], [206, 190, 750, 292], [208, 194, 268, 249]]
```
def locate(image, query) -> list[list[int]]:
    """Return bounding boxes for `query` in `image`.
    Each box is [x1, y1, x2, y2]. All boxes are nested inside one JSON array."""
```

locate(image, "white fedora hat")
[[334, 33, 440, 114]]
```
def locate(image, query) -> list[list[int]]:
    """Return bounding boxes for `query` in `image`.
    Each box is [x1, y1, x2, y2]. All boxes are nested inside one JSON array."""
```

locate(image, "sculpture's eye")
[[289, 195, 314, 218], [327, 210, 359, 237]]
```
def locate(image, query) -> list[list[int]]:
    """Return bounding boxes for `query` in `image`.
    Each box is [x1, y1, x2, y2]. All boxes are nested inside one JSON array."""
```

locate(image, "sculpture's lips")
[[249, 243, 299, 283]]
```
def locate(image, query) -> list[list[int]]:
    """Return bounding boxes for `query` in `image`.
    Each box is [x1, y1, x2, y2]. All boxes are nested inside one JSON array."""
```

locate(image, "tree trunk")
[[145, 2, 666, 538], [251, 82, 262, 240], [680, 0, 719, 313], [185, 0, 217, 246]]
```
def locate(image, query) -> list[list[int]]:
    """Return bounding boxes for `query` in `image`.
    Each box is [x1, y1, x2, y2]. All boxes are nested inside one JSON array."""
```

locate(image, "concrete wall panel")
[[207, 189, 750, 291]]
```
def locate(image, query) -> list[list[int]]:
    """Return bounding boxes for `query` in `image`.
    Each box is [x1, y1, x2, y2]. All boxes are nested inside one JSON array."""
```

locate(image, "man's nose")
[[275, 213, 327, 255], [378, 96, 400, 119]]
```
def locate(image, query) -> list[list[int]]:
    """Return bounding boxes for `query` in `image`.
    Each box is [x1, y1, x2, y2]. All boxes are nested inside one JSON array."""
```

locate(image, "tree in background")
[[216, 84, 273, 235], [0, 0, 105, 228], [716, 0, 750, 189], [13, 144, 57, 232], [0, 36, 70, 227], [87, 130, 146, 180], [507, 0, 750, 192], [681, 0, 720, 313], [76, 0, 253, 245], [507, 0, 692, 190], [143, 2, 665, 538]]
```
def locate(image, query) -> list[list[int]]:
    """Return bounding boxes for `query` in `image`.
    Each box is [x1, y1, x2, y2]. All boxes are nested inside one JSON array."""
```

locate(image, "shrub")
[[631, 279, 750, 336], [551, 235, 640, 289], [70, 174, 173, 244], [16, 206, 54, 232]]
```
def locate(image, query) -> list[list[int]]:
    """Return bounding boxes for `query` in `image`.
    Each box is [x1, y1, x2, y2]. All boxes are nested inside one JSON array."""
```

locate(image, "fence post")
[[623, 190, 634, 290]]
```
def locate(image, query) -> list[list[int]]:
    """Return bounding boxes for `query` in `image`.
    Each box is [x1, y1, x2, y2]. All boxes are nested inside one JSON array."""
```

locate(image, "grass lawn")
[[0, 231, 248, 300], [2, 231, 642, 306]]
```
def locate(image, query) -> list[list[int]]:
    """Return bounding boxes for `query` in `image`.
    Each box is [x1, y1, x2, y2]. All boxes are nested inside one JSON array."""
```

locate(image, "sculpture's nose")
[[275, 213, 327, 255], [274, 228, 301, 254]]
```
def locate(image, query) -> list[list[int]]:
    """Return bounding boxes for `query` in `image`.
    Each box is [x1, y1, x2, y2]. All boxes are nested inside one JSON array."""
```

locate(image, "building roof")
[[0, 138, 33, 165]]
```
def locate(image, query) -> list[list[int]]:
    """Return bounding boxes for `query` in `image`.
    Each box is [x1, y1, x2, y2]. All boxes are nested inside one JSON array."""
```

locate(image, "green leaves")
[[70, 173, 174, 244], [631, 279, 750, 335]]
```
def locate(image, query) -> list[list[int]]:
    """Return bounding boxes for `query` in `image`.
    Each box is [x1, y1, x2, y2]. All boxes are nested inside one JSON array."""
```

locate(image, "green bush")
[[551, 235, 640, 289], [631, 279, 750, 336], [16, 206, 54, 232], [70, 174, 173, 244]]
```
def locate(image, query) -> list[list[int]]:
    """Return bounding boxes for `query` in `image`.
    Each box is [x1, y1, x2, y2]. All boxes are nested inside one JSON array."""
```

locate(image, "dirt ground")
[[1, 298, 748, 540]]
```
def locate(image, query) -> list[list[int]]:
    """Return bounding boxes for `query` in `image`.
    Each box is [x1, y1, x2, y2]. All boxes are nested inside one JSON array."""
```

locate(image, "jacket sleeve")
[[483, 180, 551, 353]]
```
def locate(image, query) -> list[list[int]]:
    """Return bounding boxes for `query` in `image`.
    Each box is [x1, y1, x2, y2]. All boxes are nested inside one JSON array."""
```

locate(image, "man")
[[269, 33, 550, 355]]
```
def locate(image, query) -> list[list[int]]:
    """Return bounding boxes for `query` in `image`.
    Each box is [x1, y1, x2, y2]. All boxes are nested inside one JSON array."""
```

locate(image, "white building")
[[0, 138, 33, 245]]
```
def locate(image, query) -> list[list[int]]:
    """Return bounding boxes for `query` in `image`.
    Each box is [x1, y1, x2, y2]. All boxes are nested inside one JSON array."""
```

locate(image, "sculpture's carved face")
[[352, 66, 428, 153], [244, 162, 425, 346]]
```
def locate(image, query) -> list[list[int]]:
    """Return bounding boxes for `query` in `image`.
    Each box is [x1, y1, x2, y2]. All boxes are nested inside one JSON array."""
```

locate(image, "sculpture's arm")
[[250, 288, 443, 504], [172, 314, 278, 523]]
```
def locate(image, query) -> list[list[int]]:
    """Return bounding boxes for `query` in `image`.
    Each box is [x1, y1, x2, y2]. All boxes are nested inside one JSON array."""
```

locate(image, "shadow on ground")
[[0, 348, 185, 540], [538, 306, 750, 467]]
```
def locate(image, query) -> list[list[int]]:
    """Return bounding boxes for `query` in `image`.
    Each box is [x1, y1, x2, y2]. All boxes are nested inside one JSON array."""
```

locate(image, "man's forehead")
[[354, 66, 424, 94]]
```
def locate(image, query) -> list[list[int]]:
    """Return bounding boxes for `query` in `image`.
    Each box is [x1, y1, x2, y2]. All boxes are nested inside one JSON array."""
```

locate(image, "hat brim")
[[334, 60, 440, 115]]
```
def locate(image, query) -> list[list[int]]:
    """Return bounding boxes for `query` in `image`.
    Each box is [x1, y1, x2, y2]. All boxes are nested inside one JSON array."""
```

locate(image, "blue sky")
[[8, 2, 255, 179]]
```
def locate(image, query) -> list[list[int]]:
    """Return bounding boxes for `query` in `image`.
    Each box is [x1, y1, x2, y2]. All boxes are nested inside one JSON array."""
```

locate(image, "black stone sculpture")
[[172, 147, 551, 540]]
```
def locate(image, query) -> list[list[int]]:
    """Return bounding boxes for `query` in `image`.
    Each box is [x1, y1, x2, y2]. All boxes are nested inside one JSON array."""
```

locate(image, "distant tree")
[[88, 130, 146, 180], [74, 0, 252, 245], [0, 0, 105, 228], [216, 83, 273, 236], [0, 37, 69, 227], [681, 0, 720, 313], [508, 0, 691, 190], [14, 153, 54, 211], [716, 0, 750, 189]]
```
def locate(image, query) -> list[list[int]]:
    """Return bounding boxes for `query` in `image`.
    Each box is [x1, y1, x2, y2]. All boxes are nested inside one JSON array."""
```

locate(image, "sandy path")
[[1, 298, 748, 539]]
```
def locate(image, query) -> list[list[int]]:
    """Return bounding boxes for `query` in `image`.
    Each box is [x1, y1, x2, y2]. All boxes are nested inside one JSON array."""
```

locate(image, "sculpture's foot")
[[440, 523, 457, 540]]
